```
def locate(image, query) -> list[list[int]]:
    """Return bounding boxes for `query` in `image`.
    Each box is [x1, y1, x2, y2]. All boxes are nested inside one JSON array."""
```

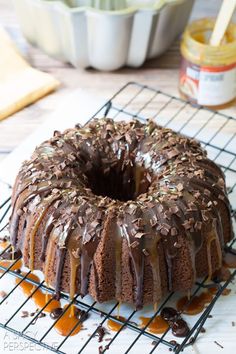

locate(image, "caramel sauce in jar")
[[180, 18, 236, 108]]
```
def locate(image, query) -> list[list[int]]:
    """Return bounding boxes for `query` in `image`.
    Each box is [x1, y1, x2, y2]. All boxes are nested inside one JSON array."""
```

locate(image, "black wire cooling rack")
[[0, 82, 236, 354]]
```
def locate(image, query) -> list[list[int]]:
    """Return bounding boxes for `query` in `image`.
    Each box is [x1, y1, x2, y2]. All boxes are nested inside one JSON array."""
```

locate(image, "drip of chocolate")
[[50, 307, 63, 320], [171, 319, 190, 337], [160, 307, 190, 338], [160, 307, 178, 322]]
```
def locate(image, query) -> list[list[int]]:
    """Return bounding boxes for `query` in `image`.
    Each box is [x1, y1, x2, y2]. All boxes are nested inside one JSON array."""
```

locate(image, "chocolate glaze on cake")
[[9, 118, 233, 309]]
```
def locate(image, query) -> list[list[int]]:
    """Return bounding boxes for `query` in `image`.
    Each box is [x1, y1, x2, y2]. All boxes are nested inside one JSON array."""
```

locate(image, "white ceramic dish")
[[13, 0, 194, 71]]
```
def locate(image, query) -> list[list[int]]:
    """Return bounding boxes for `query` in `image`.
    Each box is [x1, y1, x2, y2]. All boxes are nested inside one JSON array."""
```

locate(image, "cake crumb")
[[21, 311, 29, 318], [38, 312, 46, 318], [0, 291, 7, 298], [96, 325, 106, 342]]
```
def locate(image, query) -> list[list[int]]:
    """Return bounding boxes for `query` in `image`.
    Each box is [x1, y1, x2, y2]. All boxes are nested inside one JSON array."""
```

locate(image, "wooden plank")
[[0, 0, 236, 154]]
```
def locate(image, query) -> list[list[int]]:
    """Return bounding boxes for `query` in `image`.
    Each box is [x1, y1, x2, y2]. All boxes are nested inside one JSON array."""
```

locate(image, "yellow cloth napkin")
[[0, 27, 59, 121]]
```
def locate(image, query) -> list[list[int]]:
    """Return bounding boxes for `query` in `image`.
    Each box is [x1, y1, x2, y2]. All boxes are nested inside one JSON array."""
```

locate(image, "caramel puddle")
[[107, 316, 126, 332], [140, 315, 169, 334], [177, 285, 231, 315], [0, 259, 22, 273], [54, 304, 82, 336], [16, 272, 60, 312]]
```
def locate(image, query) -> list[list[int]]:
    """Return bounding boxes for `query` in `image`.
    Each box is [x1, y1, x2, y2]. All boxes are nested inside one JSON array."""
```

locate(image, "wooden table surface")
[[0, 0, 236, 162]]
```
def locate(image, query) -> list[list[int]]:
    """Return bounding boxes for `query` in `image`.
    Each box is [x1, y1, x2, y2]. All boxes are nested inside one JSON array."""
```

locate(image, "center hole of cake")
[[85, 164, 152, 202]]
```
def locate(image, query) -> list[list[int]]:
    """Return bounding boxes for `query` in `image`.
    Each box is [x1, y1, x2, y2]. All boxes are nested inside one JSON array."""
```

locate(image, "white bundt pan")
[[13, 0, 194, 71]]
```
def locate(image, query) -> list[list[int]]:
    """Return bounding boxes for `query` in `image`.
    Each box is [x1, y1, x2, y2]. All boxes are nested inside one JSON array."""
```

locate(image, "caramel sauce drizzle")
[[208, 286, 231, 296], [115, 224, 122, 300], [29, 203, 53, 271], [140, 315, 169, 334], [149, 238, 162, 304], [153, 302, 158, 313], [107, 315, 126, 332], [0, 259, 22, 273], [206, 230, 217, 282], [11, 245, 15, 261], [117, 302, 121, 319], [16, 272, 60, 312], [44, 232, 56, 285], [0, 240, 9, 249], [14, 269, 84, 338], [177, 285, 231, 315], [177, 295, 206, 315], [68, 248, 80, 318], [54, 304, 82, 336]]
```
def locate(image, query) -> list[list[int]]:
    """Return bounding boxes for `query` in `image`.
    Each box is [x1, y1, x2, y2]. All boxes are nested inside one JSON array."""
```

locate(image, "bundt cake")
[[9, 118, 233, 309]]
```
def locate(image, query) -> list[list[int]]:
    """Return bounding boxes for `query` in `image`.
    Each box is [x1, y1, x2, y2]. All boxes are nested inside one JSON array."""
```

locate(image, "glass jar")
[[179, 18, 236, 108]]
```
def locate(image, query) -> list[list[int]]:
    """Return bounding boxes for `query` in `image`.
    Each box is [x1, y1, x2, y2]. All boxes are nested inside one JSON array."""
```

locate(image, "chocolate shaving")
[[72, 248, 80, 258], [21, 311, 29, 318], [167, 149, 179, 159], [171, 227, 178, 236], [194, 221, 202, 230], [135, 232, 147, 238], [125, 132, 132, 145], [182, 220, 191, 230], [169, 206, 179, 214], [204, 189, 211, 196], [150, 217, 157, 227], [142, 248, 149, 256], [160, 228, 169, 236], [130, 240, 139, 248], [174, 242, 181, 248], [96, 325, 106, 342], [194, 191, 201, 199], [52, 188, 60, 194], [0, 291, 7, 298], [176, 183, 184, 192], [91, 220, 100, 229], [78, 216, 84, 225], [71, 205, 79, 214], [61, 161, 67, 170], [146, 173, 152, 183]]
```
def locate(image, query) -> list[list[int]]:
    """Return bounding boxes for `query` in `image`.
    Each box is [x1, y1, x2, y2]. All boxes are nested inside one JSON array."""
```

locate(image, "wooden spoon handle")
[[210, 0, 236, 46]]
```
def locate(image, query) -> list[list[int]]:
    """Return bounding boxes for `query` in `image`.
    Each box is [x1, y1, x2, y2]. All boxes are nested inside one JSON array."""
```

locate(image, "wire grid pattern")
[[0, 82, 236, 354]]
